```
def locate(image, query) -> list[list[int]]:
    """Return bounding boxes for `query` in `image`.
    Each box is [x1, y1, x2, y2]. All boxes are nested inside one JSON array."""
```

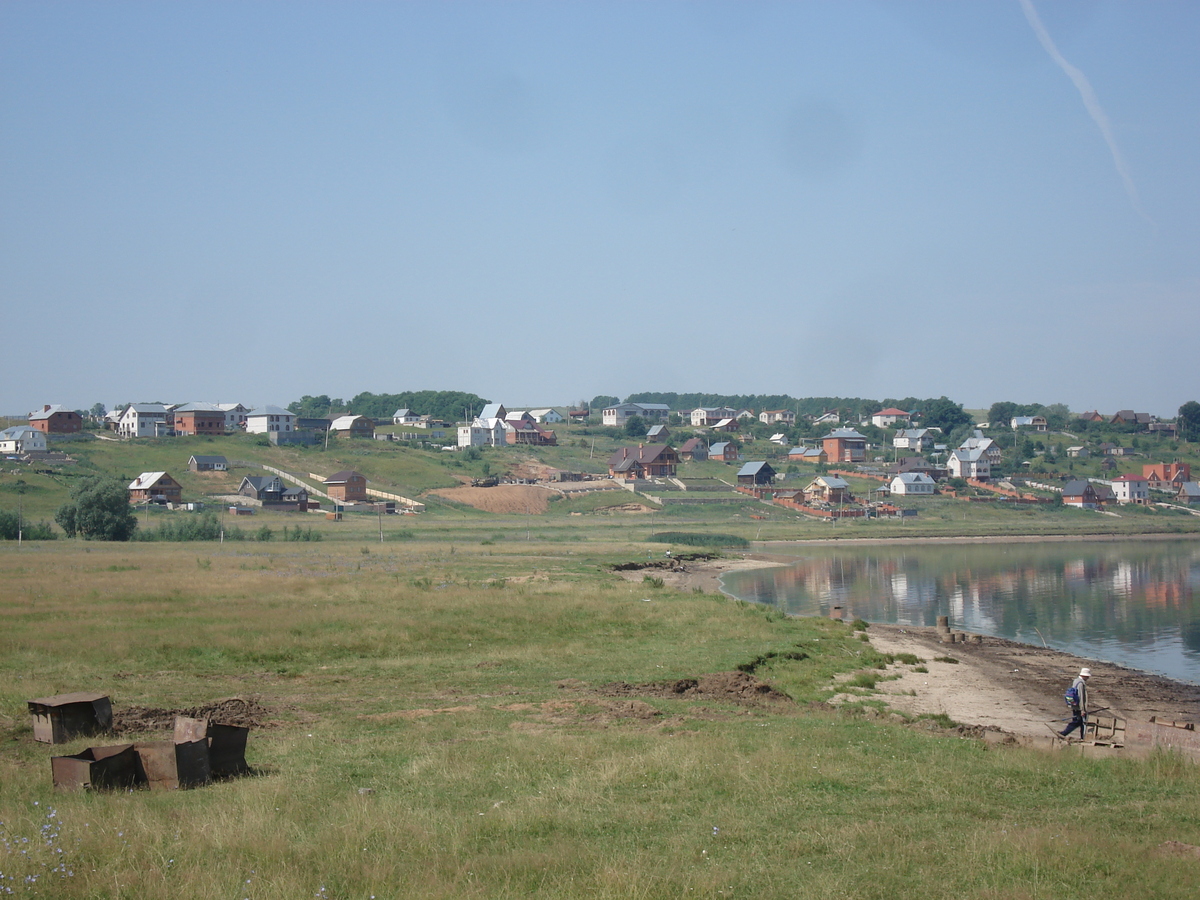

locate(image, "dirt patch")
[[593, 503, 658, 514], [359, 705, 478, 723], [112, 697, 272, 734], [429, 484, 552, 514], [597, 671, 794, 706]]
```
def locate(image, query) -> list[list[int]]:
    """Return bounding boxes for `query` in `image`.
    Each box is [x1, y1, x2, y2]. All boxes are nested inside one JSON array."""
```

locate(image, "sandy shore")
[[637, 550, 1200, 738]]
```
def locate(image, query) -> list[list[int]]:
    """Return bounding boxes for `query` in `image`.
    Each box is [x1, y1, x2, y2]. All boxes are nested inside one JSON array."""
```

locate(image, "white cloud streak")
[[1018, 0, 1154, 227]]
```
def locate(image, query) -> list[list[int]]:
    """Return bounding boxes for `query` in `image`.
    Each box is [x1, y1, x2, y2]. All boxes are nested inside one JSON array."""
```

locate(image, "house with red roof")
[[870, 408, 911, 428]]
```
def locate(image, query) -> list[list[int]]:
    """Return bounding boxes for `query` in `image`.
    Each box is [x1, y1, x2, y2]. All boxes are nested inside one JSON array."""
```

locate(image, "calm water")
[[721, 539, 1200, 685]]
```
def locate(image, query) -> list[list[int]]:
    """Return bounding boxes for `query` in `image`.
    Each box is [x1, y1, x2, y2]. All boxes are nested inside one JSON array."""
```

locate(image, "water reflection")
[[722, 540, 1200, 684]]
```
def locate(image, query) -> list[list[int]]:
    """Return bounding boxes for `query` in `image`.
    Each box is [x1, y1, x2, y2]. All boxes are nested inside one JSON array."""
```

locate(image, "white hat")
[[1080, 667, 1092, 677]]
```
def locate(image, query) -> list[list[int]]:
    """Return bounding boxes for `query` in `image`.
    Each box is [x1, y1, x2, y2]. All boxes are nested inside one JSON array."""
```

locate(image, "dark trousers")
[[1061, 711, 1086, 738]]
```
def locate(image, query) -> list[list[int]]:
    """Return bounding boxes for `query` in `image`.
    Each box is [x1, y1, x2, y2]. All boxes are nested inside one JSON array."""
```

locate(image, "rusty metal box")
[[28, 692, 113, 744], [51, 744, 140, 791], [134, 739, 211, 790], [208, 723, 250, 778]]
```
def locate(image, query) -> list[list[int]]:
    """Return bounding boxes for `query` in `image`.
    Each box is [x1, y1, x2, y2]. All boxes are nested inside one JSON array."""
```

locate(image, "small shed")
[[189, 454, 229, 472], [737, 461, 776, 486], [28, 691, 113, 744]]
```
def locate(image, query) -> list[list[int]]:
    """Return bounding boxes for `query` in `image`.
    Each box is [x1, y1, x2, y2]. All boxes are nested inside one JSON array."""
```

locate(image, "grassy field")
[[3, 540, 1200, 899]]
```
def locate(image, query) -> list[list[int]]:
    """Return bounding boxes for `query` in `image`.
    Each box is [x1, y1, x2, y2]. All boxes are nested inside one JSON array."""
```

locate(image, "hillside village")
[[3, 393, 1199, 538]]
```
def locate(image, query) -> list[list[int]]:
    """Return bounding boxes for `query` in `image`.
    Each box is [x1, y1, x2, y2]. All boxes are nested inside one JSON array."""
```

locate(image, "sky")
[[2, 1, 1197, 418]]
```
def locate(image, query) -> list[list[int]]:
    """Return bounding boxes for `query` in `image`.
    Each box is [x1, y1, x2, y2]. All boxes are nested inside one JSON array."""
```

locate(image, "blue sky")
[[3, 1, 1197, 417]]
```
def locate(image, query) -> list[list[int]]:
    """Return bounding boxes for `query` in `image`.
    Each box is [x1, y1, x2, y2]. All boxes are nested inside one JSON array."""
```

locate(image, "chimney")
[[44, 405, 51, 412]]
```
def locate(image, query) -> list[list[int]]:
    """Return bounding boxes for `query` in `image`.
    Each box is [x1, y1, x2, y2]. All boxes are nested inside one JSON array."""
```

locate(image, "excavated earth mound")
[[598, 671, 794, 706], [112, 697, 271, 734]]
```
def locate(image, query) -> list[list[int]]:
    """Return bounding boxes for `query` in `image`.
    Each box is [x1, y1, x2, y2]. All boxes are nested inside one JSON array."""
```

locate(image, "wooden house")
[[128, 472, 182, 504], [325, 470, 368, 502]]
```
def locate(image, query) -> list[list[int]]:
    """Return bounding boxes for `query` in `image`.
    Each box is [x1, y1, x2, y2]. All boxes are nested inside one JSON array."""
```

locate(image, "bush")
[[646, 532, 750, 549], [55, 476, 138, 541], [0, 510, 56, 540], [136, 512, 247, 542]]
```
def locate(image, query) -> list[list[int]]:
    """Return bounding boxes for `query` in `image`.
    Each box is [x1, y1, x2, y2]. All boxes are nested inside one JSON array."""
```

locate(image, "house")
[[737, 461, 776, 486], [1109, 474, 1150, 505], [527, 408, 565, 424], [808, 410, 841, 426], [788, 447, 827, 465], [325, 470, 368, 503], [329, 415, 375, 439], [804, 475, 851, 505], [188, 455, 228, 472], [172, 402, 226, 436], [889, 473, 936, 496], [871, 408, 911, 428], [607, 445, 678, 480], [217, 403, 251, 431], [646, 424, 670, 443], [708, 441, 738, 463], [127, 472, 182, 504], [893, 428, 933, 452], [822, 428, 867, 464], [1111, 410, 1155, 427], [457, 419, 503, 447], [239, 475, 286, 503], [679, 438, 708, 461], [1176, 482, 1200, 506], [690, 407, 738, 427], [1077, 410, 1105, 423], [735, 409, 756, 421], [117, 404, 172, 438], [1143, 462, 1192, 491], [947, 447, 990, 480], [1065, 446, 1089, 458], [887, 457, 943, 479], [245, 406, 296, 434], [504, 419, 557, 446], [28, 404, 82, 434], [759, 410, 795, 425], [712, 418, 739, 432], [392, 408, 422, 426], [1010, 416, 1048, 431], [0, 426, 48, 455], [958, 431, 1002, 466], [769, 433, 788, 446], [1062, 480, 1108, 509], [602, 402, 670, 427]]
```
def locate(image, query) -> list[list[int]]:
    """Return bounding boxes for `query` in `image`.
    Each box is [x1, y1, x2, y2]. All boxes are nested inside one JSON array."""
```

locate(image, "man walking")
[[1060, 667, 1091, 740]]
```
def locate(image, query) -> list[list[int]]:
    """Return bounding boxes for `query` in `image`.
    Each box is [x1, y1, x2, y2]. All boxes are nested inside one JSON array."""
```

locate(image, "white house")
[[1011, 416, 1048, 431], [457, 417, 507, 448], [1109, 474, 1149, 505], [393, 408, 422, 426], [603, 403, 670, 427], [889, 472, 936, 496], [118, 403, 172, 438], [0, 426, 47, 454], [893, 428, 933, 452], [871, 408, 912, 428], [245, 406, 296, 434], [958, 430, 1002, 466], [527, 408, 565, 424], [759, 410, 796, 425], [947, 447, 990, 480], [217, 403, 251, 431], [690, 407, 738, 427]]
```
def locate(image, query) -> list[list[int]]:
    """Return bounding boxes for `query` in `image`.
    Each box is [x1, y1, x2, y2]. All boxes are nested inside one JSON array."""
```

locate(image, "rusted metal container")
[[51, 744, 139, 791], [28, 692, 113, 744], [209, 723, 250, 777], [134, 740, 211, 790]]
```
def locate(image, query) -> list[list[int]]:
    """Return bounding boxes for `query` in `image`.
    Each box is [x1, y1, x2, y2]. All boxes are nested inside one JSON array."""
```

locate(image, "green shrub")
[[646, 532, 749, 549]]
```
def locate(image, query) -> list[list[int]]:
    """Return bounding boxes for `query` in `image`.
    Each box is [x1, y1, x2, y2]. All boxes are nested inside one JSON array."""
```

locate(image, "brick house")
[[173, 403, 227, 436], [325, 470, 368, 502], [1143, 462, 1192, 491], [607, 445, 678, 480], [128, 472, 183, 504], [29, 404, 82, 434], [329, 415, 376, 439], [822, 428, 867, 464], [708, 441, 738, 463]]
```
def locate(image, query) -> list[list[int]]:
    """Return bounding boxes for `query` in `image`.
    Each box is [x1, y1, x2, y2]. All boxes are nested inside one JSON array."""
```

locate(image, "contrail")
[[1018, 0, 1154, 226]]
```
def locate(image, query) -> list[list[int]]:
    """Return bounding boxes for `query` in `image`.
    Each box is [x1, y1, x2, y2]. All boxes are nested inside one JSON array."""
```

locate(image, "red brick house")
[[1143, 462, 1192, 491], [325, 470, 368, 503], [822, 428, 867, 464], [29, 404, 82, 434], [173, 403, 226, 436], [128, 472, 183, 504]]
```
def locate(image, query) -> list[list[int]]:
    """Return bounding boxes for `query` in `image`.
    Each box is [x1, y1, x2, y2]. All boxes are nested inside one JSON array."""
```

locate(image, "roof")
[[393, 408, 412, 417], [189, 455, 228, 465], [714, 418, 736, 428], [247, 405, 292, 417], [709, 442, 730, 453], [823, 428, 866, 440], [1178, 482, 1200, 498], [173, 402, 224, 412], [329, 415, 372, 429], [128, 472, 172, 490], [241, 475, 280, 491], [893, 472, 934, 484], [874, 408, 910, 417], [28, 404, 75, 420], [124, 403, 170, 415], [680, 438, 706, 451], [737, 461, 774, 477], [325, 470, 364, 484], [479, 403, 505, 420], [809, 475, 849, 489], [1062, 480, 1093, 497], [895, 429, 928, 439], [1111, 474, 1147, 483], [0, 426, 42, 439], [646, 424, 668, 436]]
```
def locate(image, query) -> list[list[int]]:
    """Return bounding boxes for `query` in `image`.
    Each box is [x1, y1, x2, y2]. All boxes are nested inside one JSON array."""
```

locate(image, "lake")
[[720, 538, 1200, 685]]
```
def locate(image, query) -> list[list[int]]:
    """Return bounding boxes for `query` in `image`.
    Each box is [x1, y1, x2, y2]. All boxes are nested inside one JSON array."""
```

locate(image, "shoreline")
[[660, 547, 1200, 737], [756, 531, 1200, 549]]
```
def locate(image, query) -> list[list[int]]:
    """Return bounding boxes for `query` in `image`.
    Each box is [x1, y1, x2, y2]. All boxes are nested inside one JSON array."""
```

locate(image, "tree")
[[922, 397, 973, 433], [590, 395, 620, 411], [1179, 401, 1200, 442], [90, 402, 107, 419], [55, 476, 138, 541], [624, 415, 647, 437], [988, 402, 1019, 428]]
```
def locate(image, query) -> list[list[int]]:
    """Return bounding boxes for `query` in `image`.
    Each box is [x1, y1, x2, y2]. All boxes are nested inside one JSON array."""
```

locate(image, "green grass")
[[3, 541, 1200, 898]]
